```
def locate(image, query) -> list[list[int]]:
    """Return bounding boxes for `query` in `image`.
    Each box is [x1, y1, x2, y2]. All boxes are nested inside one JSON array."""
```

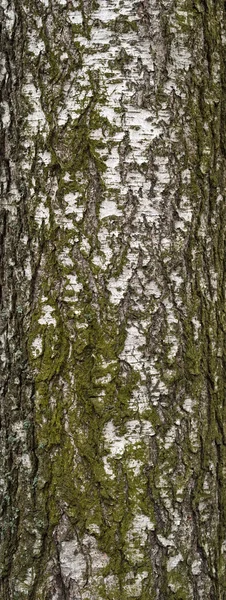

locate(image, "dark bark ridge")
[[0, 0, 225, 599]]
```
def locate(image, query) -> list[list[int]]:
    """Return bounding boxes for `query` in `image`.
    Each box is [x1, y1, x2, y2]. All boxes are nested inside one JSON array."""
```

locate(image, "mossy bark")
[[0, 0, 225, 599]]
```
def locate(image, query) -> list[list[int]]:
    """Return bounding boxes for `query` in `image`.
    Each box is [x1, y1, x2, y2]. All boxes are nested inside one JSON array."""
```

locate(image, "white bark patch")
[[22, 82, 46, 133], [103, 418, 154, 466], [28, 33, 45, 56], [39, 151, 51, 165], [80, 237, 91, 255], [4, 7, 15, 34], [68, 11, 83, 25], [24, 259, 32, 280], [60, 540, 87, 582], [170, 41, 192, 72], [167, 553, 183, 572], [54, 211, 76, 231], [38, 304, 56, 327], [124, 571, 149, 598], [100, 200, 122, 219], [157, 534, 175, 548], [164, 425, 177, 449], [21, 453, 32, 470], [60, 536, 109, 586], [189, 429, 200, 453], [35, 202, 50, 226], [57, 76, 92, 125], [64, 192, 84, 219], [183, 398, 193, 413], [124, 577, 142, 597], [31, 336, 43, 358], [120, 325, 145, 370], [108, 265, 133, 303], [0, 56, 6, 85], [71, 0, 168, 283], [127, 459, 142, 475], [132, 514, 155, 534], [12, 421, 26, 442], [104, 574, 118, 592], [125, 514, 155, 563], [66, 274, 82, 297], [147, 281, 161, 297], [102, 456, 114, 479], [103, 421, 127, 458], [0, 332, 7, 367], [67, 275, 82, 294], [1, 101, 10, 127], [192, 317, 201, 341], [59, 250, 74, 268], [92, 3, 118, 22], [192, 559, 202, 575], [141, 420, 155, 438]]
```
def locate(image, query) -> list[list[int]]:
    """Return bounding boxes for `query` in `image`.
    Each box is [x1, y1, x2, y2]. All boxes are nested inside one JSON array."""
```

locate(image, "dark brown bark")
[[0, 1, 225, 598]]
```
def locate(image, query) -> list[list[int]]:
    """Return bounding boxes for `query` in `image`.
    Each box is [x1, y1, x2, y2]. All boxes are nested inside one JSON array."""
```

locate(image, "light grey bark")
[[0, 0, 225, 599]]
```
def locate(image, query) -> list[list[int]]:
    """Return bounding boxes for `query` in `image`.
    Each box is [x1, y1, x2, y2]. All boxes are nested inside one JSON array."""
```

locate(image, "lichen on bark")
[[0, 0, 225, 599]]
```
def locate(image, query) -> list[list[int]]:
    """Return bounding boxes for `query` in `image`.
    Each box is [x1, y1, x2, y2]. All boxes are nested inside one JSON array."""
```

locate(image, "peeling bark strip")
[[0, 0, 225, 598]]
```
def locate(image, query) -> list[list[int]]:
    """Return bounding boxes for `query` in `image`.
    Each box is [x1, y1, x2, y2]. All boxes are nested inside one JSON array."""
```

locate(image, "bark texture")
[[0, 0, 226, 599]]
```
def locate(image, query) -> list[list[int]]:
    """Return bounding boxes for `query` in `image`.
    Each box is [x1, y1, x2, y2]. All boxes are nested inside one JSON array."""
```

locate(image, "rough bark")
[[0, 0, 225, 599]]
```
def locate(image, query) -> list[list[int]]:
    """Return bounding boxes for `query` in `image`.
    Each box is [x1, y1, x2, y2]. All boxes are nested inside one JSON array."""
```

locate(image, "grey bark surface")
[[0, 0, 225, 599]]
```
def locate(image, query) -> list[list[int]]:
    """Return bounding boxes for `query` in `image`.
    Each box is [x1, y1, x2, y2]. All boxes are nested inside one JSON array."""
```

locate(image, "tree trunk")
[[0, 0, 225, 598]]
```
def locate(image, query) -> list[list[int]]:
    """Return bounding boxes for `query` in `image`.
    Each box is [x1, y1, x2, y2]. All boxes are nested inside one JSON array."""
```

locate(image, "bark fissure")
[[0, 0, 225, 598]]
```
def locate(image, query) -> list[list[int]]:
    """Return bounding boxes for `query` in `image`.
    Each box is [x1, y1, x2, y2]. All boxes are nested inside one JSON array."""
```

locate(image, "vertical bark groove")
[[0, 0, 225, 598]]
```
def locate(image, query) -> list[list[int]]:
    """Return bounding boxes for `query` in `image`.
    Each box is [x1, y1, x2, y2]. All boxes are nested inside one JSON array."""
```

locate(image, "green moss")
[[2, 0, 225, 597]]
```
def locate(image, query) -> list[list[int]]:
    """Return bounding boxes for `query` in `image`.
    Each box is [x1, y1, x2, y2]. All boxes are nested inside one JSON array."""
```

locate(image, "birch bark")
[[0, 0, 225, 599]]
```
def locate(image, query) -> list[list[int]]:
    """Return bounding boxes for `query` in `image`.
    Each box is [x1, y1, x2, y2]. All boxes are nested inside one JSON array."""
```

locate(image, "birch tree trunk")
[[0, 0, 225, 599]]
